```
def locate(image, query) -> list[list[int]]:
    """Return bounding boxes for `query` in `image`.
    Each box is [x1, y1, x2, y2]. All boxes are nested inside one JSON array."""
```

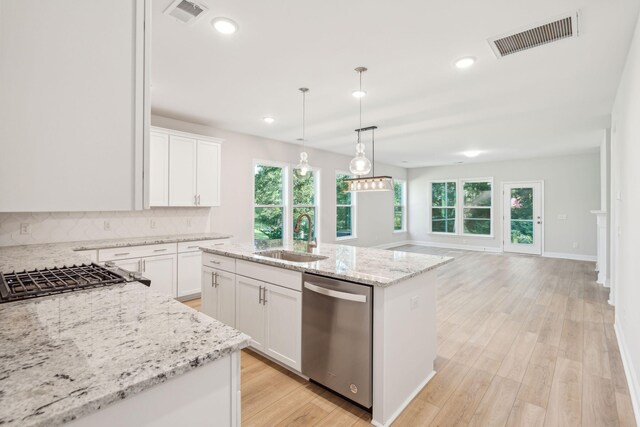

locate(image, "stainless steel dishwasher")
[[301, 273, 373, 408]]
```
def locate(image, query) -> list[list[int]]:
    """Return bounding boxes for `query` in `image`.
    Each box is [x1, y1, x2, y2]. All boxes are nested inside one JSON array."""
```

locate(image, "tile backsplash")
[[0, 208, 211, 247]]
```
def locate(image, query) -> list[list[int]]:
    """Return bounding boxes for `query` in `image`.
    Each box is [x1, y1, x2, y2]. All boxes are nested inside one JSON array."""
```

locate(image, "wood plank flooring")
[[182, 246, 636, 427]]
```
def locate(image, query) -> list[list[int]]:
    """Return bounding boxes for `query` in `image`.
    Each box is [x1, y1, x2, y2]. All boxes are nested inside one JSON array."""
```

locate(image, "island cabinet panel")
[[67, 351, 240, 427], [0, 0, 149, 212], [264, 284, 302, 371], [178, 251, 203, 297], [236, 276, 267, 351], [201, 267, 236, 327]]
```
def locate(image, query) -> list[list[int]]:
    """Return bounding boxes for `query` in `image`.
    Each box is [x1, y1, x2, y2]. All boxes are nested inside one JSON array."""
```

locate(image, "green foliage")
[[394, 182, 405, 231], [336, 174, 351, 205], [432, 182, 456, 207], [511, 221, 534, 244], [463, 182, 492, 206], [394, 207, 403, 231], [510, 188, 533, 220], [293, 207, 315, 241], [293, 169, 315, 206], [254, 165, 284, 240], [254, 207, 283, 240], [336, 206, 352, 237]]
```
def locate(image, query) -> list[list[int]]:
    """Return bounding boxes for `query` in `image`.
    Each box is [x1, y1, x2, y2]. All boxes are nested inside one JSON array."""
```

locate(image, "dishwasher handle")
[[304, 282, 368, 303]]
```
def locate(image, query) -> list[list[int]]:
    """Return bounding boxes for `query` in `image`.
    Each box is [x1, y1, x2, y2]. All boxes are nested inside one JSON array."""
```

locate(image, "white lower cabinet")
[[141, 254, 177, 298], [235, 274, 302, 371], [236, 276, 267, 351], [202, 267, 236, 328], [112, 258, 142, 274], [178, 251, 202, 297]]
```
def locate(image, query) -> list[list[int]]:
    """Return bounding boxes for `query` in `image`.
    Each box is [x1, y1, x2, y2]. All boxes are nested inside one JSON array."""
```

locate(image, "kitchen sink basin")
[[255, 250, 328, 263]]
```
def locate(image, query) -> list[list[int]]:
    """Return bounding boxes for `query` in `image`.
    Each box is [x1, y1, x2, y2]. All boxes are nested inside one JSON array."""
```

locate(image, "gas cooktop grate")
[[0, 263, 127, 303]]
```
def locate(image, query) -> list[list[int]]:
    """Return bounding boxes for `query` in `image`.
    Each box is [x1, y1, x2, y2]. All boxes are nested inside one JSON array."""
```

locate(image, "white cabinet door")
[[149, 131, 169, 206], [264, 284, 302, 371], [196, 140, 221, 206], [177, 251, 202, 297], [113, 257, 142, 274], [143, 254, 177, 298], [236, 276, 266, 351], [216, 270, 236, 327], [201, 268, 218, 320], [0, 0, 148, 212], [169, 135, 197, 206]]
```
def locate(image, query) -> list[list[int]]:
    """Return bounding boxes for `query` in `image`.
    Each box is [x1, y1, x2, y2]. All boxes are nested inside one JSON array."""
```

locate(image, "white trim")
[[402, 240, 503, 253], [371, 370, 437, 427], [614, 320, 640, 426], [252, 160, 290, 242], [542, 251, 596, 262], [336, 171, 357, 240], [394, 179, 407, 233], [150, 125, 225, 144]]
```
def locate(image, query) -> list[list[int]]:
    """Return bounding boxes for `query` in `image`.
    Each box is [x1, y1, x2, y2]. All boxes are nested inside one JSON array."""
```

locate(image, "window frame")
[[252, 159, 290, 242], [393, 179, 407, 233], [291, 166, 321, 243], [428, 177, 494, 238], [335, 171, 357, 241]]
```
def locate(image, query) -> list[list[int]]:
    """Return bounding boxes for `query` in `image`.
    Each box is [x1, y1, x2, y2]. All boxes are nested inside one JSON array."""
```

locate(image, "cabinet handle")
[[211, 272, 216, 287], [153, 248, 167, 252], [197, 194, 201, 205], [258, 286, 263, 304], [114, 252, 130, 257], [263, 288, 267, 305], [143, 259, 146, 272], [210, 260, 221, 265], [138, 259, 142, 273], [214, 243, 225, 246]]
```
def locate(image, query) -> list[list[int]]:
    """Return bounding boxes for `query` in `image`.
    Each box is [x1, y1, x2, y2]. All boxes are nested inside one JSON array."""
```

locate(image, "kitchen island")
[[0, 238, 249, 427], [200, 241, 453, 427]]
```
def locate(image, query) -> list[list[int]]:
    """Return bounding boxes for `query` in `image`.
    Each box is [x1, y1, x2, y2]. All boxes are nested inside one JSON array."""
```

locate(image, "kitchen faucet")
[[294, 213, 317, 251]]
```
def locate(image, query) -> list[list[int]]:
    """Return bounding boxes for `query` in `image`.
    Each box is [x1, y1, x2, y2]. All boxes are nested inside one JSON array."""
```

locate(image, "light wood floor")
[[183, 246, 636, 427]]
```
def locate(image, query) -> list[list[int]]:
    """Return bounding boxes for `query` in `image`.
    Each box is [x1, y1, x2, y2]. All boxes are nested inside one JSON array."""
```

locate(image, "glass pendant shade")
[[297, 151, 310, 176], [349, 152, 371, 176]]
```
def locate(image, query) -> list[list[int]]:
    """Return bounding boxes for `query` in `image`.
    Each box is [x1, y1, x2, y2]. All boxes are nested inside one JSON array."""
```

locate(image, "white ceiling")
[[151, 0, 640, 167]]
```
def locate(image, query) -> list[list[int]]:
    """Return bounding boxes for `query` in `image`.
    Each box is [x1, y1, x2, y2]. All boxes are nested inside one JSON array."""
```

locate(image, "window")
[[336, 172, 356, 239], [429, 178, 493, 236], [462, 180, 492, 236], [394, 180, 407, 232], [254, 163, 286, 241], [431, 181, 457, 233], [292, 168, 318, 241]]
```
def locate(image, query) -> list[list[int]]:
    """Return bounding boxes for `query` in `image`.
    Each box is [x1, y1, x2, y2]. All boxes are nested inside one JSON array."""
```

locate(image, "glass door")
[[503, 182, 543, 255]]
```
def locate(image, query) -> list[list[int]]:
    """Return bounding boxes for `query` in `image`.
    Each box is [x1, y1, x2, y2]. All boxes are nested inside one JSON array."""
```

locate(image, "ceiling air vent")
[[164, 0, 208, 25], [488, 12, 579, 58]]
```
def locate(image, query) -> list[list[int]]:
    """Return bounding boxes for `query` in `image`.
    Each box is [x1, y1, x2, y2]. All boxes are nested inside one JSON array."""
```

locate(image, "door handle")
[[304, 282, 367, 303]]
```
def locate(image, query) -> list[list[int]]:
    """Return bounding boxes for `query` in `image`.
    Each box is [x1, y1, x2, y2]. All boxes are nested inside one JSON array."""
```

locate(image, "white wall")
[[151, 115, 408, 247], [408, 153, 600, 258], [611, 9, 640, 421]]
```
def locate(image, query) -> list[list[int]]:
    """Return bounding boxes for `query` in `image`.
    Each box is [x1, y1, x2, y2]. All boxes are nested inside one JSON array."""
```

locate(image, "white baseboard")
[[371, 370, 437, 427], [614, 319, 640, 425], [542, 251, 597, 262], [401, 240, 502, 253]]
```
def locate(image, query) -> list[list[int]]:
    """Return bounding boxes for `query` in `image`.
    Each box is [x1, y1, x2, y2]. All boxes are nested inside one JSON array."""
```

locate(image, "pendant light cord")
[[358, 70, 362, 146], [302, 89, 306, 149]]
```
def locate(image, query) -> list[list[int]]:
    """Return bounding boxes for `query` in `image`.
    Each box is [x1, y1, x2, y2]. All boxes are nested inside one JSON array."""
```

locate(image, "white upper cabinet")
[[196, 141, 221, 206], [0, 0, 149, 212], [149, 132, 170, 207], [151, 127, 222, 207], [169, 135, 198, 206]]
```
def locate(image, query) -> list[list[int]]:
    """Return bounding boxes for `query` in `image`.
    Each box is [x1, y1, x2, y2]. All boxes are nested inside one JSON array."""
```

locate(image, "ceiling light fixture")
[[352, 89, 367, 98], [211, 17, 238, 35], [263, 116, 275, 124], [349, 67, 372, 176], [462, 150, 482, 158], [344, 126, 394, 192], [295, 88, 311, 176], [455, 57, 476, 69]]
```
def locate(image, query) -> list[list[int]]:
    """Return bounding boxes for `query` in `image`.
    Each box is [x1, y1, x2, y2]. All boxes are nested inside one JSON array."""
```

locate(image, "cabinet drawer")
[[236, 260, 302, 292], [202, 253, 236, 273], [99, 243, 177, 262], [178, 239, 230, 253]]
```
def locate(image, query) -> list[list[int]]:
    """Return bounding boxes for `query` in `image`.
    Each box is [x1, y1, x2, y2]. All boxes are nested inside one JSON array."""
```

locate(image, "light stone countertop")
[[0, 282, 250, 427], [0, 232, 231, 272], [201, 241, 453, 287]]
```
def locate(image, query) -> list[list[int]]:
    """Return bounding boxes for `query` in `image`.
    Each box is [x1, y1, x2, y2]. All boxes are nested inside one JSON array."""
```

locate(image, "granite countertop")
[[0, 232, 231, 273], [0, 282, 250, 427], [202, 241, 453, 287]]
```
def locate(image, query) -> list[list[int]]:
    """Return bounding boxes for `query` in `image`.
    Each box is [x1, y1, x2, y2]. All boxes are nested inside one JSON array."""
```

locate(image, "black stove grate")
[[0, 263, 128, 303]]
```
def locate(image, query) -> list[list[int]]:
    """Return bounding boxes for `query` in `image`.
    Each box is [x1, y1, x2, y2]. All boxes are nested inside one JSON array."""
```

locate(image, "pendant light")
[[296, 87, 310, 176], [344, 126, 394, 192], [349, 67, 372, 176]]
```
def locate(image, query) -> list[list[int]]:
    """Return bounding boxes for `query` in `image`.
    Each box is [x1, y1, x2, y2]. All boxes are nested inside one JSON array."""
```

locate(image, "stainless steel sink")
[[255, 250, 328, 263]]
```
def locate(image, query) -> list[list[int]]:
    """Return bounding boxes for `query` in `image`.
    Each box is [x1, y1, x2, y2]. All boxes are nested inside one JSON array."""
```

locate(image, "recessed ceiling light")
[[352, 90, 367, 98], [263, 116, 275, 124], [211, 17, 238, 35], [462, 150, 482, 158], [455, 57, 476, 69]]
